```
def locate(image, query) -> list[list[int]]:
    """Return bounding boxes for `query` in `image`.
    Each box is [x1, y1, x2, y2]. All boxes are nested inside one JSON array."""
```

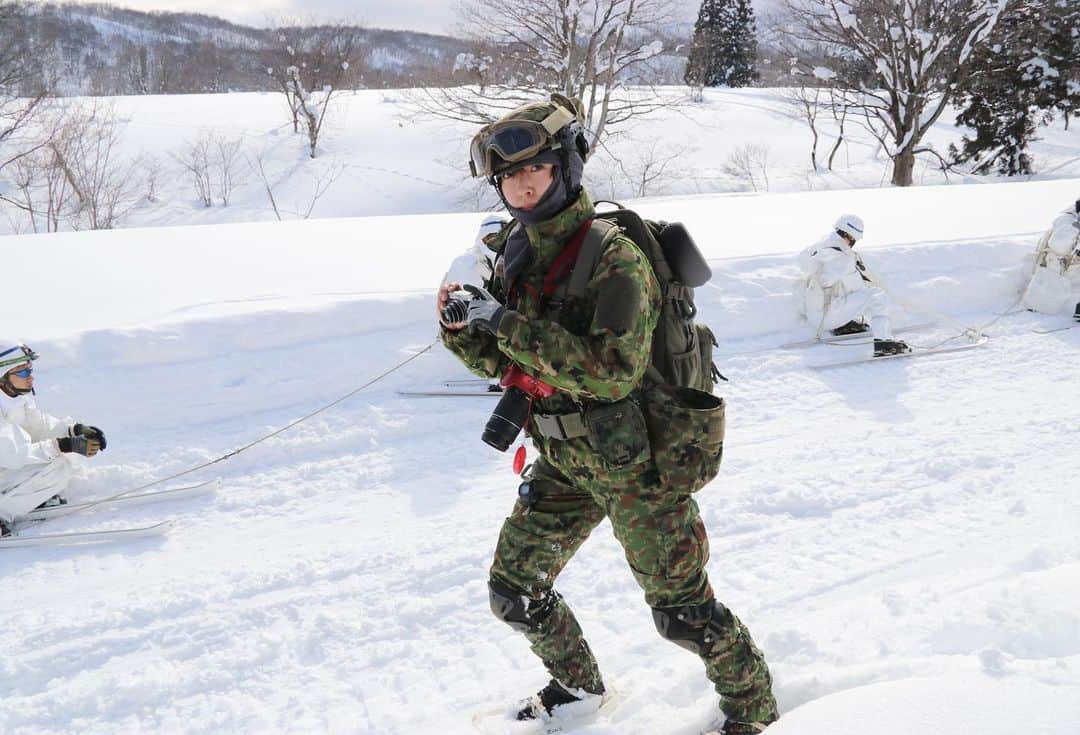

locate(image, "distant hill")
[[7, 2, 472, 95]]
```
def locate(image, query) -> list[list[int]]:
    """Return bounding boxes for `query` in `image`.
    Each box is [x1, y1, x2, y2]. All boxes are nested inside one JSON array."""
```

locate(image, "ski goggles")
[[8, 367, 31, 378], [469, 105, 577, 178], [0, 344, 37, 371]]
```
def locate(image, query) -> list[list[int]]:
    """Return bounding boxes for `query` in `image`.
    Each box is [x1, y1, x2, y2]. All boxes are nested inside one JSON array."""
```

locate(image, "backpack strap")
[[558, 218, 620, 303]]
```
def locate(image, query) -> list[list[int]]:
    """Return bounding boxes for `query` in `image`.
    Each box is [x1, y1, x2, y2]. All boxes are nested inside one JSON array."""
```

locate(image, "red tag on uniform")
[[513, 445, 527, 475]]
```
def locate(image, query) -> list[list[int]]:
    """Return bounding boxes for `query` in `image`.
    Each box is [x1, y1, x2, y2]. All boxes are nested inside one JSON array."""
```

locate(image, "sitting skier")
[[0, 343, 107, 536], [1022, 199, 1080, 320], [797, 214, 911, 356]]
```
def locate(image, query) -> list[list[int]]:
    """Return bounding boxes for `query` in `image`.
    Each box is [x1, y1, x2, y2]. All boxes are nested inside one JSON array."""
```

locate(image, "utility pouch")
[[584, 397, 651, 469], [643, 383, 725, 493]]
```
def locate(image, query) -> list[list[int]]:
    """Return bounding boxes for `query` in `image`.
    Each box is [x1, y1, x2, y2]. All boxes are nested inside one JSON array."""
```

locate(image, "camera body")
[[482, 365, 555, 451]]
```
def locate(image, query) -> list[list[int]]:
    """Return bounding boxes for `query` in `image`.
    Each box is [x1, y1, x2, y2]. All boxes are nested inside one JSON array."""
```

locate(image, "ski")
[[398, 384, 503, 398], [0, 521, 173, 549], [810, 336, 988, 370], [1034, 323, 1079, 334], [472, 690, 622, 735], [22, 479, 219, 522], [780, 322, 934, 349]]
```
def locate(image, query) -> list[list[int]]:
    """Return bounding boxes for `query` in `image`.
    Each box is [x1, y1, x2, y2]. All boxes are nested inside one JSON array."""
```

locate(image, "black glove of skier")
[[463, 284, 505, 336], [72, 423, 107, 451], [58, 435, 101, 457]]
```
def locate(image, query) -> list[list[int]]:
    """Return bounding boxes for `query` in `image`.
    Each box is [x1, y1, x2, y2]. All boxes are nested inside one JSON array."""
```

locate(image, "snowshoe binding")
[[702, 719, 773, 734], [34, 494, 68, 510], [873, 339, 912, 357], [516, 679, 604, 722], [830, 319, 869, 336]]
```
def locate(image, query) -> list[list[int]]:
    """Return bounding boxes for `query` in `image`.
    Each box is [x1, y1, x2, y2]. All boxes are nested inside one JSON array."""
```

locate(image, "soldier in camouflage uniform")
[[437, 95, 778, 734]]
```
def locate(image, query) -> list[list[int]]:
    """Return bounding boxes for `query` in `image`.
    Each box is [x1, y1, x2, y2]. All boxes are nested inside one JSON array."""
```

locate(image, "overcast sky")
[[68, 0, 782, 35]]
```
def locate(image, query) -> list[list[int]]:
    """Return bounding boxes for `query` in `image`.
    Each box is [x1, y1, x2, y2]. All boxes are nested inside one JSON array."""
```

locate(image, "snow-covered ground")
[[1, 87, 1078, 236], [1, 176, 1078, 734]]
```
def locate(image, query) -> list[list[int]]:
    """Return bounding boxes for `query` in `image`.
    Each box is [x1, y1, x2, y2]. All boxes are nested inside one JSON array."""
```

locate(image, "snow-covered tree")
[[685, 0, 759, 92], [780, 0, 1008, 186], [263, 22, 366, 158], [951, 0, 1079, 175], [415, 0, 678, 147]]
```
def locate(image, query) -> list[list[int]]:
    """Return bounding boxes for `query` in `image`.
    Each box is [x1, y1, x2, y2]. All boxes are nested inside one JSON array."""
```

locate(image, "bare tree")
[[264, 21, 366, 157], [175, 134, 214, 207], [51, 103, 143, 230], [252, 151, 345, 220], [213, 134, 248, 206], [723, 143, 770, 191], [779, 0, 1007, 186], [414, 0, 679, 147], [0, 0, 50, 177], [608, 139, 690, 197], [784, 86, 824, 172]]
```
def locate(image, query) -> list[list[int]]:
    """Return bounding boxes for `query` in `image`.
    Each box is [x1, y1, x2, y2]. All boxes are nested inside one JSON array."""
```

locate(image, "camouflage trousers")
[[489, 459, 778, 723]]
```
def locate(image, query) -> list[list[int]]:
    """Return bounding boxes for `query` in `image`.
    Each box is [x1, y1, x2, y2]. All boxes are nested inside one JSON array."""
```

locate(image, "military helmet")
[[469, 93, 590, 179]]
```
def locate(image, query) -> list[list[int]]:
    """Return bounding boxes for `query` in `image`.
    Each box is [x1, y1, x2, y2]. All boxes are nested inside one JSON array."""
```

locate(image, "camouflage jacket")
[[441, 190, 661, 480]]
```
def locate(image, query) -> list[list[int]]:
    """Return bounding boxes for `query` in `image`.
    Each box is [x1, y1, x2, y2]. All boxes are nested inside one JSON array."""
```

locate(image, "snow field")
[[2, 86, 1078, 237], [1, 179, 1079, 733]]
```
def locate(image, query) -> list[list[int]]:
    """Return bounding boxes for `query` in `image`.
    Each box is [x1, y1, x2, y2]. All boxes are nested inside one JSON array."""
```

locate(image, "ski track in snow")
[[2, 190, 1080, 733]]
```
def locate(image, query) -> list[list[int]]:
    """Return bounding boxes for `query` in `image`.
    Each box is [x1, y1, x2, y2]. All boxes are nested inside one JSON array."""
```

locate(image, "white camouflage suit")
[[797, 231, 894, 339], [1022, 208, 1080, 315], [0, 393, 80, 524]]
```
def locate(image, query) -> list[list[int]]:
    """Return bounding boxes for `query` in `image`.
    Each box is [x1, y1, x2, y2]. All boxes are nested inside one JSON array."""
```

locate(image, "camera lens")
[[442, 298, 470, 324], [482, 386, 531, 451]]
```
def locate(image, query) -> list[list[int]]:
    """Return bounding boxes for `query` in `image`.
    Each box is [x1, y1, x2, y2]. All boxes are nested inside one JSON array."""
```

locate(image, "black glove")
[[463, 284, 505, 336], [58, 435, 101, 457], [73, 423, 107, 451]]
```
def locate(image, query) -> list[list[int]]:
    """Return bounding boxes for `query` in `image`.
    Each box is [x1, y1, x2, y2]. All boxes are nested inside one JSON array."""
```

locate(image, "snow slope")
[[1, 179, 1079, 734], [2, 87, 1078, 236]]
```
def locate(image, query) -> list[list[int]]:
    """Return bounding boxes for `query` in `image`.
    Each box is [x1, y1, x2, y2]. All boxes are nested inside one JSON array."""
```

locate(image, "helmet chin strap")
[[0, 372, 32, 397]]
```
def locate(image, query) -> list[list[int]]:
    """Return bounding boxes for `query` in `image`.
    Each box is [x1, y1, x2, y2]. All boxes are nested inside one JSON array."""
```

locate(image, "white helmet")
[[0, 343, 36, 372], [834, 214, 865, 242]]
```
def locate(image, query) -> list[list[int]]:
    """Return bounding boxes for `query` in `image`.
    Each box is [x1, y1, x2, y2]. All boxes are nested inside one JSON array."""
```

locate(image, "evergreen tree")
[[951, 0, 1079, 175], [684, 0, 758, 90]]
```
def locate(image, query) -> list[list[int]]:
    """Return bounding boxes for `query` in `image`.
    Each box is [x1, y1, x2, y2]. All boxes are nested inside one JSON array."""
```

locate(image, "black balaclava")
[[496, 133, 587, 290]]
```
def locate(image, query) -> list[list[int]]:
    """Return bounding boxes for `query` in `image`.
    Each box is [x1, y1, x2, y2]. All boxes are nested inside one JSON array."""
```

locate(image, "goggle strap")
[[540, 106, 576, 136]]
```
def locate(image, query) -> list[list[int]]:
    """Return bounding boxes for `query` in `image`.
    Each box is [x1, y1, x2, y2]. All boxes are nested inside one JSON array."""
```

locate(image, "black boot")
[[516, 679, 603, 721], [873, 339, 912, 357], [830, 319, 869, 336], [1074, 302, 1079, 322], [0, 519, 12, 537], [34, 494, 67, 510], [721, 721, 770, 734]]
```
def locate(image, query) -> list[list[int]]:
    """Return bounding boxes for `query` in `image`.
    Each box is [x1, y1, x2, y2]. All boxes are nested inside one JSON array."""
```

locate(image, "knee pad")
[[488, 578, 558, 633], [652, 598, 736, 656]]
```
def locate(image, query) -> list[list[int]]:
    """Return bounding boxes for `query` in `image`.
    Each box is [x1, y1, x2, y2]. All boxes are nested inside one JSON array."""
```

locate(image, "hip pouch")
[[643, 384, 725, 493], [583, 396, 651, 469]]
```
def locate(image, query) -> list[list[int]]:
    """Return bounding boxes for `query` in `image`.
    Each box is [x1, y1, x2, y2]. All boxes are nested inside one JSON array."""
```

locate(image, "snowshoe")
[[873, 339, 912, 357], [34, 494, 68, 510], [830, 319, 869, 336], [516, 679, 604, 722], [702, 719, 771, 735], [1073, 302, 1079, 322]]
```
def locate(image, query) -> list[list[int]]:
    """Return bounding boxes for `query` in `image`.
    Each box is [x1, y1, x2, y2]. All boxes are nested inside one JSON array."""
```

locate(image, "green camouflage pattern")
[[441, 186, 776, 724], [490, 459, 777, 722], [644, 383, 726, 494], [441, 189, 661, 481]]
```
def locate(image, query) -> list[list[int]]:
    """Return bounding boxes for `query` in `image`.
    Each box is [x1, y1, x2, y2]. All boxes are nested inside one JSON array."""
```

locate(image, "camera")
[[483, 365, 555, 451], [441, 290, 473, 325]]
